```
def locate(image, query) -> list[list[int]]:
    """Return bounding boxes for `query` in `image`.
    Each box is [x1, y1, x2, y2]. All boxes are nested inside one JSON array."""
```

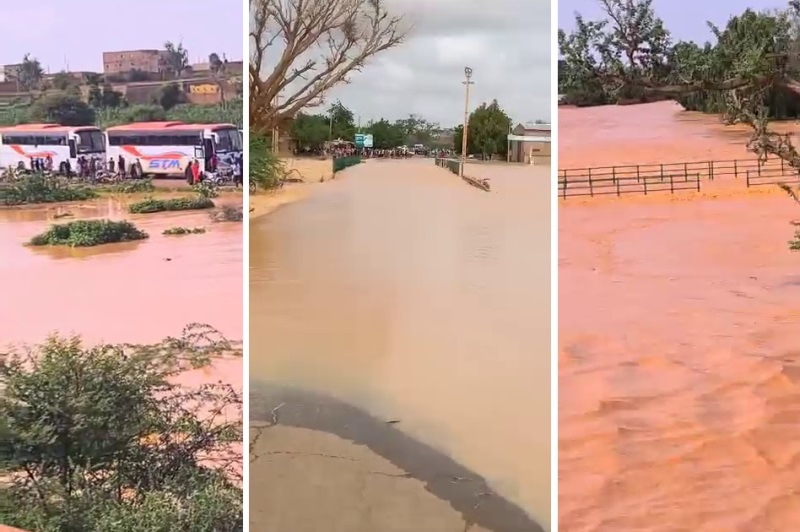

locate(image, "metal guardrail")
[[558, 158, 800, 198]]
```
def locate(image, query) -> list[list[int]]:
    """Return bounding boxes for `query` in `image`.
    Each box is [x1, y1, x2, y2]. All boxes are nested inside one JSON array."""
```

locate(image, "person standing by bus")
[[233, 154, 243, 188], [191, 158, 201, 184], [118, 155, 126, 179]]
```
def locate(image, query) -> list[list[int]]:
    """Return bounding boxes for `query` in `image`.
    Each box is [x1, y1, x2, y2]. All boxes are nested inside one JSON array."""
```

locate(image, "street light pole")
[[460, 67, 473, 177]]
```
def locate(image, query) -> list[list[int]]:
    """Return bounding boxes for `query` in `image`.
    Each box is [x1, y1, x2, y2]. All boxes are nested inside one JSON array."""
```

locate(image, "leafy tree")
[[250, 0, 408, 132], [395, 114, 438, 145], [469, 100, 512, 159], [52, 71, 74, 91], [452, 124, 469, 154], [30, 93, 96, 126], [209, 52, 230, 106], [121, 104, 167, 123], [328, 100, 356, 141], [89, 83, 125, 109], [558, 0, 800, 115], [291, 113, 330, 151], [0, 324, 243, 531], [163, 41, 189, 78], [558, 0, 672, 106], [157, 82, 186, 110], [15, 53, 44, 91], [366, 118, 405, 149]]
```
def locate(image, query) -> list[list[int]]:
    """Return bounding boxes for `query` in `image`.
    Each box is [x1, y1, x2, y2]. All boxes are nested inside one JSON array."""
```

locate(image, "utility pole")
[[460, 67, 474, 177], [272, 93, 280, 153]]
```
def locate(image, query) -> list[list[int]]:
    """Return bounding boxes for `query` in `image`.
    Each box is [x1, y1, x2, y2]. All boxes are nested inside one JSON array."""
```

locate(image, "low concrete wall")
[[282, 157, 333, 182]]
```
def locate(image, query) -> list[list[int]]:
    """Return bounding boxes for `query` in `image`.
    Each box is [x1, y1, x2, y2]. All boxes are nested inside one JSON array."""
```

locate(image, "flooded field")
[[250, 159, 551, 530], [560, 102, 800, 530], [0, 193, 243, 384]]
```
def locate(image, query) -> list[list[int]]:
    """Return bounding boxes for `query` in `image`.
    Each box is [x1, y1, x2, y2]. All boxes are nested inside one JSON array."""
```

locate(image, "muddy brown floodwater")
[[250, 159, 551, 531], [560, 102, 800, 531], [0, 194, 242, 388]]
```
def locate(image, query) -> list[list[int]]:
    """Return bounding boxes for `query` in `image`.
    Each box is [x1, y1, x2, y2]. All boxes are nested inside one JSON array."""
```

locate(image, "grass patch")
[[28, 219, 148, 247], [109, 178, 156, 194], [0, 174, 97, 205], [129, 196, 215, 214], [163, 226, 206, 235]]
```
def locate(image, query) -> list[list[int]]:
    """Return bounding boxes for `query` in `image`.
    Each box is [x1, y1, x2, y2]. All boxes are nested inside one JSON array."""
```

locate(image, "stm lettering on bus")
[[148, 159, 181, 169]]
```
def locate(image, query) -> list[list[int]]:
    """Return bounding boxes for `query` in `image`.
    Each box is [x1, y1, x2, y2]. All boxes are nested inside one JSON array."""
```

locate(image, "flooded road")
[[250, 159, 551, 529], [560, 102, 800, 530], [0, 195, 243, 348]]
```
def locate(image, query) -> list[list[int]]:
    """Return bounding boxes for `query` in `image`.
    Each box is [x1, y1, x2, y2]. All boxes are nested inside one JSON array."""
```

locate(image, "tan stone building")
[[507, 123, 551, 164], [103, 50, 171, 75], [0, 64, 22, 83]]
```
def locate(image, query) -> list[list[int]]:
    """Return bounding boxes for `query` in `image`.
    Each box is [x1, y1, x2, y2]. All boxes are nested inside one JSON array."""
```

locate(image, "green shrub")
[[0, 324, 243, 532], [193, 180, 219, 198], [129, 196, 215, 214], [163, 226, 206, 235], [333, 156, 362, 173], [28, 219, 148, 247], [110, 178, 155, 194], [0, 174, 97, 205], [249, 132, 284, 190]]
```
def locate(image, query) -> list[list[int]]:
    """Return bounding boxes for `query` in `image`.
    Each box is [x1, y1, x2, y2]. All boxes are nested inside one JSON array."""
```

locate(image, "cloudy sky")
[[2, 1, 242, 72], [255, 0, 551, 128]]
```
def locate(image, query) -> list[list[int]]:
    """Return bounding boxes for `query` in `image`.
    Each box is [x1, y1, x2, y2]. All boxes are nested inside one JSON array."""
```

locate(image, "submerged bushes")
[[128, 196, 215, 214], [28, 219, 148, 247], [163, 226, 206, 235], [109, 178, 156, 194], [0, 174, 97, 205]]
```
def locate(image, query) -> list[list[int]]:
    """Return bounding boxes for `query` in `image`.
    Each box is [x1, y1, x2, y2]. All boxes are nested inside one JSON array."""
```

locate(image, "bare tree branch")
[[249, 0, 409, 133]]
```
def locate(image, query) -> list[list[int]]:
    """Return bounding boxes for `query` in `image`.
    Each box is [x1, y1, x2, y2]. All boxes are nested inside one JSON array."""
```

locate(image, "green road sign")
[[354, 134, 373, 148]]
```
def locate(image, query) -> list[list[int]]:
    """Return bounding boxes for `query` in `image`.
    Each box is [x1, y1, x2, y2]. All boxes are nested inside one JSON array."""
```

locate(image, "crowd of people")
[[15, 151, 244, 186]]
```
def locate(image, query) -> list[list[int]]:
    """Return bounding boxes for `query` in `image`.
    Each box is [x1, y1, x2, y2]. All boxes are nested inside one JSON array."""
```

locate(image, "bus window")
[[77, 130, 105, 153], [215, 130, 233, 152]]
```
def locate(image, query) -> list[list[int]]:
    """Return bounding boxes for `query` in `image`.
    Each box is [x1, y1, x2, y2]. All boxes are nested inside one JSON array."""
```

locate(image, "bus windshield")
[[214, 128, 242, 153], [77, 130, 105, 153]]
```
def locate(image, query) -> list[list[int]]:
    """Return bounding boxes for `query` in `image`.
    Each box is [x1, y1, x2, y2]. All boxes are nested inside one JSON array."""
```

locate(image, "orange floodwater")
[[560, 102, 800, 531], [250, 159, 552, 528], [0, 195, 243, 390]]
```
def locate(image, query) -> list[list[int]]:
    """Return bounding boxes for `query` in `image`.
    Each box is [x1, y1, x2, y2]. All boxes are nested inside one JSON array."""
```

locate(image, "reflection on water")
[[560, 103, 800, 530], [0, 196, 243, 346], [250, 159, 551, 528]]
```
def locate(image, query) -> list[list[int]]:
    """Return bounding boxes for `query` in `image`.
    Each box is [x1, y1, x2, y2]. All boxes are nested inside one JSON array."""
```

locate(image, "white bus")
[[0, 123, 106, 174], [104, 121, 242, 178]]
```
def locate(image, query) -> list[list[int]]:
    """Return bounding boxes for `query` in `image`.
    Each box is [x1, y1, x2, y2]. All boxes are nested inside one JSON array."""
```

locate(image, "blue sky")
[[3, 1, 243, 72], [559, 0, 786, 44]]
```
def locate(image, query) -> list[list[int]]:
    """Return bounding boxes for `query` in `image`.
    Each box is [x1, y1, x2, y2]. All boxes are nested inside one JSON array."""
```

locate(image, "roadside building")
[[507, 123, 551, 164], [103, 49, 172, 75]]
